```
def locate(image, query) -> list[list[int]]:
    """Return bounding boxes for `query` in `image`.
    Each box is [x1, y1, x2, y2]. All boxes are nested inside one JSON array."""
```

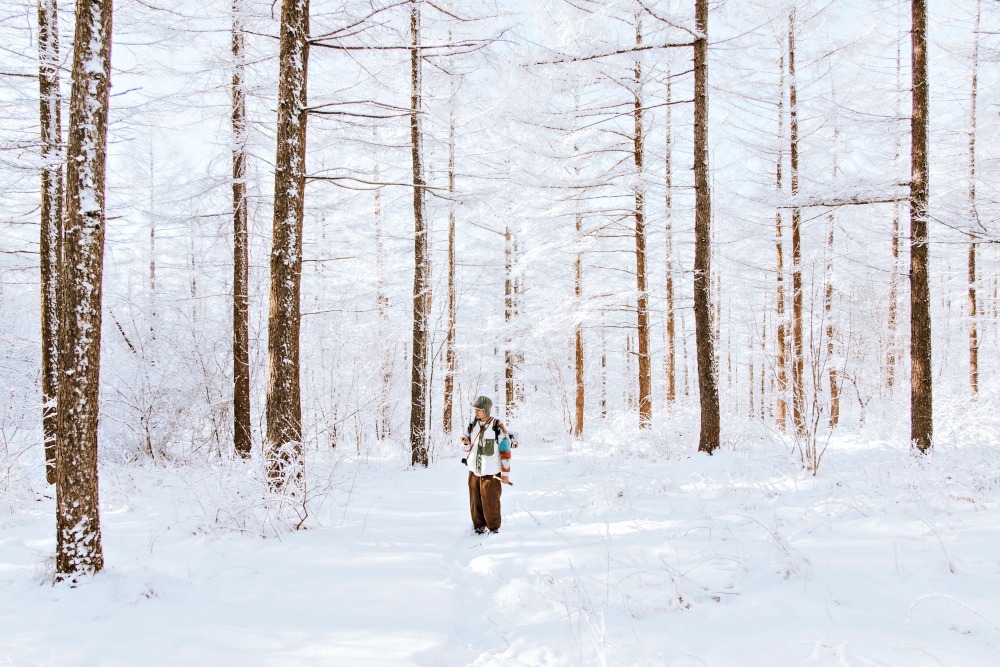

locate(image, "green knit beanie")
[[471, 395, 493, 418]]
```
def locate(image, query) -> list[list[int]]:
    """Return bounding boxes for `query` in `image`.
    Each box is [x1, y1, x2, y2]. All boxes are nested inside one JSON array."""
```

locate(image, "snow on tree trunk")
[[664, 64, 676, 410], [504, 227, 523, 417], [825, 209, 840, 428], [633, 18, 651, 430], [374, 131, 391, 441], [823, 82, 841, 430], [774, 53, 788, 432], [968, 0, 981, 399], [56, 0, 113, 581], [266, 0, 309, 485], [574, 211, 584, 439], [788, 10, 806, 439], [910, 0, 933, 453], [886, 15, 904, 395], [37, 0, 63, 486], [694, 0, 719, 454], [443, 102, 457, 435]]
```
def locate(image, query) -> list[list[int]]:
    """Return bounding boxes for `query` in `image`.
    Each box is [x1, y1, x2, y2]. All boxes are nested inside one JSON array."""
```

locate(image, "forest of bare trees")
[[2, 0, 1000, 579]]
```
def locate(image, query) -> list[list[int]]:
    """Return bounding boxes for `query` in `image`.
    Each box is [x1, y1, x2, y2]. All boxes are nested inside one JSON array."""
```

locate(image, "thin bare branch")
[[534, 41, 693, 66]]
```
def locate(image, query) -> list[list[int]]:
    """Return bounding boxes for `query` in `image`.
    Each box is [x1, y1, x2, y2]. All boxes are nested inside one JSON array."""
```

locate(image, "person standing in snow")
[[461, 396, 511, 534]]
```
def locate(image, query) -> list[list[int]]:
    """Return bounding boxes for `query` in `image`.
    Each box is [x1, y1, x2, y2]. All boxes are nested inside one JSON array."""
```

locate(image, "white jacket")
[[463, 417, 510, 477]]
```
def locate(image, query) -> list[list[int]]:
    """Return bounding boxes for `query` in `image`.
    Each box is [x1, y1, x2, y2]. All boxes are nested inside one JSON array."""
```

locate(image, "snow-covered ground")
[[2, 434, 999, 666]]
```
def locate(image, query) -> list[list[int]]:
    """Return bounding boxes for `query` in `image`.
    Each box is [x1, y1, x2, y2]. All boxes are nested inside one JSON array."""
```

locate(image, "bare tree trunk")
[[232, 0, 252, 458], [625, 334, 636, 411], [887, 12, 903, 395], [148, 147, 157, 330], [633, 19, 652, 429], [774, 53, 788, 431], [374, 131, 391, 440], [887, 202, 901, 392], [600, 333, 607, 420], [749, 332, 755, 418], [505, 227, 512, 410], [968, 0, 981, 398], [825, 85, 840, 428], [694, 0, 719, 453], [37, 0, 63, 486], [825, 213, 839, 426], [408, 0, 430, 467], [664, 65, 676, 409], [189, 229, 199, 305], [266, 0, 309, 484], [574, 212, 584, 438], [713, 235, 721, 378], [681, 308, 690, 396], [56, 0, 113, 581], [968, 241, 978, 399], [910, 0, 933, 453], [505, 227, 522, 415], [443, 105, 457, 434], [760, 316, 767, 421], [788, 10, 806, 438]]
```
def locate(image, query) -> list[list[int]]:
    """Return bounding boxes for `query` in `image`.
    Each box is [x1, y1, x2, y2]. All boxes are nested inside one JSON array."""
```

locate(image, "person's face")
[[475, 407, 486, 421]]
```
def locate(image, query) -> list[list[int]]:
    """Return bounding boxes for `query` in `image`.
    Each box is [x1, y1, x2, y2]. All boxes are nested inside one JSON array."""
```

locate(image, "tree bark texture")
[[408, 0, 430, 467], [910, 0, 933, 453], [693, 0, 720, 453], [887, 203, 901, 392], [56, 0, 113, 580], [968, 0, 981, 398], [374, 148, 391, 440], [232, 0, 252, 458], [600, 332, 607, 420], [574, 212, 584, 438], [664, 65, 676, 408], [826, 86, 840, 428], [37, 0, 63, 486], [504, 226, 520, 415], [148, 150, 157, 328], [266, 0, 309, 484], [788, 11, 806, 438], [443, 105, 457, 434], [633, 21, 651, 429], [825, 212, 839, 427], [886, 23, 904, 395], [774, 53, 788, 431]]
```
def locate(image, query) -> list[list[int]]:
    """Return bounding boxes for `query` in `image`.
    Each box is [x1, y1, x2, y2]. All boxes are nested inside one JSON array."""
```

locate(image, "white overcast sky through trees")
[[2, 0, 1000, 662]]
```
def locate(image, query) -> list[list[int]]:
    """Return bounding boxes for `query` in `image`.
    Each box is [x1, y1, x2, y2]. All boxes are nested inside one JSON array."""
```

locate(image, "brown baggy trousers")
[[468, 471, 502, 532]]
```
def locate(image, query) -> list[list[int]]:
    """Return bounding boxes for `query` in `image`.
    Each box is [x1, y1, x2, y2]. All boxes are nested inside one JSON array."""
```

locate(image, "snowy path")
[[3, 441, 1000, 665], [1, 447, 582, 666]]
